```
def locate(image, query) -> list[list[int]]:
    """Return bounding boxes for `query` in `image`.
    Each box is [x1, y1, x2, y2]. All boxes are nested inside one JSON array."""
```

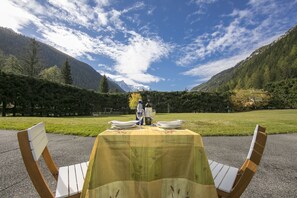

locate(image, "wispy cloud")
[[0, 0, 41, 32], [190, 0, 217, 5], [147, 6, 156, 15], [179, 0, 297, 67], [40, 24, 96, 58], [186, 0, 218, 23], [182, 52, 251, 79]]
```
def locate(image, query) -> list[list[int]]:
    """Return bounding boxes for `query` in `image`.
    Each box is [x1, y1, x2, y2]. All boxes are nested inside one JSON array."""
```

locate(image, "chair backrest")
[[246, 125, 267, 165], [18, 122, 59, 198], [230, 124, 267, 197], [27, 122, 48, 161]]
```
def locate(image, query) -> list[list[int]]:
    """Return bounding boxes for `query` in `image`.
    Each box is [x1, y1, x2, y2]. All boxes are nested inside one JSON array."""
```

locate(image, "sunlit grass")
[[0, 109, 296, 136]]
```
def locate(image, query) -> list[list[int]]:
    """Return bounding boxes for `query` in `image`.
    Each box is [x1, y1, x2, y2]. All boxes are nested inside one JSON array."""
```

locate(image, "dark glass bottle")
[[144, 100, 152, 125]]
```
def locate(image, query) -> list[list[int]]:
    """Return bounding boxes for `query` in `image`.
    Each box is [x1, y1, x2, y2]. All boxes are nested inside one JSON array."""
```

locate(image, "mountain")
[[108, 78, 150, 92], [0, 27, 124, 92], [192, 25, 297, 92]]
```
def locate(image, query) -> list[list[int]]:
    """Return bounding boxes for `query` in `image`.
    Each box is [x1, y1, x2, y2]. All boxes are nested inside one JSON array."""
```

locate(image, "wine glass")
[[136, 109, 144, 128], [151, 109, 156, 124]]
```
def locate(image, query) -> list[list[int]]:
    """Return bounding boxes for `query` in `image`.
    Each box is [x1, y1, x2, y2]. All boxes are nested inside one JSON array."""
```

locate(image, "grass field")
[[0, 109, 296, 136]]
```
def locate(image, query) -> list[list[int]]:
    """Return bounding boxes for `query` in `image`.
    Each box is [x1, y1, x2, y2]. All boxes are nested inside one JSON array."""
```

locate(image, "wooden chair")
[[17, 122, 89, 198], [208, 125, 267, 198]]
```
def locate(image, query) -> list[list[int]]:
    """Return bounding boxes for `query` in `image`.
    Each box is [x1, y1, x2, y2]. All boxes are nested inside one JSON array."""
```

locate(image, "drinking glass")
[[151, 109, 156, 123]]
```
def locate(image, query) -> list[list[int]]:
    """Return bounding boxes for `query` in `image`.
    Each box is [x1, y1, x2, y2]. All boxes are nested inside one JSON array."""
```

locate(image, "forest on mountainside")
[[0, 27, 123, 92], [192, 25, 297, 92]]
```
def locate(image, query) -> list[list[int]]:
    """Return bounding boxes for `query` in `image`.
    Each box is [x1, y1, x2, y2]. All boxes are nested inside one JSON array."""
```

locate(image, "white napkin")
[[109, 120, 138, 129]]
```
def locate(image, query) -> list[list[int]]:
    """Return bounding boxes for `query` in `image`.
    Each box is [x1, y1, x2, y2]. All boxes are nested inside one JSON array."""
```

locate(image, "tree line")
[[217, 26, 297, 92], [0, 39, 73, 85]]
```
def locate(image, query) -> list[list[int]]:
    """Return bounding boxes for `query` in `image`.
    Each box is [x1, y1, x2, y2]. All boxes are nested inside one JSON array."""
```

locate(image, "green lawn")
[[0, 109, 296, 136]]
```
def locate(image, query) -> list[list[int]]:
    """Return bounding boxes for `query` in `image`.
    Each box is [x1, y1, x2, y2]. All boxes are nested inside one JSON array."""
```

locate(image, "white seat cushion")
[[208, 160, 238, 193], [55, 162, 88, 198]]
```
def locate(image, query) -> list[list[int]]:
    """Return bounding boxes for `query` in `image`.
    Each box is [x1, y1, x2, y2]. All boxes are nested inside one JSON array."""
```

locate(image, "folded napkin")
[[109, 120, 138, 129]]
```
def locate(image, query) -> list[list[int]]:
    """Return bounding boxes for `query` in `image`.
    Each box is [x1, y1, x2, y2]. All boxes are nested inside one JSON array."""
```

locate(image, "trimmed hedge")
[[140, 91, 230, 113], [0, 72, 231, 116], [0, 72, 129, 116], [265, 78, 297, 108]]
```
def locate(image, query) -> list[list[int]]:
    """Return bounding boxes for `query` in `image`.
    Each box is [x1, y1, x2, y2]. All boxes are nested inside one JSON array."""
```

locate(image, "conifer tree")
[[99, 75, 109, 93], [61, 59, 73, 85], [0, 50, 5, 71], [20, 38, 43, 77]]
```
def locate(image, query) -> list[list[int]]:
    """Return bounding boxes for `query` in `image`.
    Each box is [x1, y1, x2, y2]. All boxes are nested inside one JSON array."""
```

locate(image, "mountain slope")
[[0, 27, 124, 92], [111, 79, 150, 92], [192, 25, 297, 92]]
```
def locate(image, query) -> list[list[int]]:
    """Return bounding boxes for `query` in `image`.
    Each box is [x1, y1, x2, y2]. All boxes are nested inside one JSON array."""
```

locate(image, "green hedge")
[[0, 72, 232, 116], [140, 91, 230, 113], [265, 78, 297, 108], [0, 72, 129, 116]]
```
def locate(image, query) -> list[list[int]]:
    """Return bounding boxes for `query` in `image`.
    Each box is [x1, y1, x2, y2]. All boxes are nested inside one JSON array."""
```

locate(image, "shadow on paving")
[[0, 130, 296, 198]]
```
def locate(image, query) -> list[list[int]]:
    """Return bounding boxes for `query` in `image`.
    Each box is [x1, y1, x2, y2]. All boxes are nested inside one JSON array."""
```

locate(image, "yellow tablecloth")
[[81, 127, 218, 198]]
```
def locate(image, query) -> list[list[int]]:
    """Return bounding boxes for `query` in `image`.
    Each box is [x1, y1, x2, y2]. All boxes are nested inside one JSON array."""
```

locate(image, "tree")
[[99, 75, 109, 93], [2, 55, 21, 74], [19, 38, 44, 77], [129, 92, 142, 110], [40, 66, 64, 83], [61, 59, 72, 85], [230, 89, 271, 111], [0, 50, 5, 71]]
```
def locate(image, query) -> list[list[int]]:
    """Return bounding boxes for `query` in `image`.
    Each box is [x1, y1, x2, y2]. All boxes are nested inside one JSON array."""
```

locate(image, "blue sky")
[[1, 0, 297, 91]]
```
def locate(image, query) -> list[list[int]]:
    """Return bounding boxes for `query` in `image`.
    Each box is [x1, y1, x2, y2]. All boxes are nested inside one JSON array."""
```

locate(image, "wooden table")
[[81, 127, 218, 198]]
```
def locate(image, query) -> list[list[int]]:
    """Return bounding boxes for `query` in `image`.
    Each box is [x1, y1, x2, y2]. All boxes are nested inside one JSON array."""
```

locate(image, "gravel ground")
[[0, 130, 296, 198]]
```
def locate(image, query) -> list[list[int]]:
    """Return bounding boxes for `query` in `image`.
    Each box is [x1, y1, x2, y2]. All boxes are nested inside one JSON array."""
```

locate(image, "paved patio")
[[0, 130, 296, 198]]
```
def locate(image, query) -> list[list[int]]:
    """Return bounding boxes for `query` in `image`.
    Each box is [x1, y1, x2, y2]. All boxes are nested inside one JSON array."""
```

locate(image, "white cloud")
[[228, 9, 251, 21], [40, 24, 95, 58], [177, 19, 250, 66], [122, 2, 146, 13], [0, 0, 41, 32], [191, 0, 217, 5], [187, 0, 217, 20], [33, 20, 171, 85], [5, 0, 144, 33], [147, 7, 156, 15], [97, 64, 113, 72], [98, 70, 150, 90], [46, 0, 95, 28], [95, 0, 111, 7], [183, 51, 251, 79], [113, 34, 171, 83], [97, 12, 108, 26], [12, 0, 46, 15]]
